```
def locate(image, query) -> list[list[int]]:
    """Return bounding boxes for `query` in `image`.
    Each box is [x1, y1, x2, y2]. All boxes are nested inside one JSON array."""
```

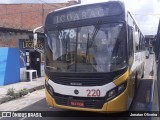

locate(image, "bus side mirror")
[[128, 27, 134, 56], [134, 31, 139, 45], [33, 26, 44, 54]]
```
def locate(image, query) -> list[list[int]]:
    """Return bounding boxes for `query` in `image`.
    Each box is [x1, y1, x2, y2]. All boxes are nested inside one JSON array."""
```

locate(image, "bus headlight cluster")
[[106, 81, 127, 101]]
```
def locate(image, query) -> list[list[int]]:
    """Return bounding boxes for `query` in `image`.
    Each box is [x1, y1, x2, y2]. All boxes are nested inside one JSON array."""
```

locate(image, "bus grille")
[[46, 73, 113, 86], [45, 67, 127, 86], [53, 93, 105, 109], [51, 76, 110, 86]]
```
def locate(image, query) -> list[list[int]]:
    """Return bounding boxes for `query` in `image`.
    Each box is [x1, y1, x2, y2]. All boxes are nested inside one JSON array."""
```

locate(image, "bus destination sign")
[[52, 3, 122, 24]]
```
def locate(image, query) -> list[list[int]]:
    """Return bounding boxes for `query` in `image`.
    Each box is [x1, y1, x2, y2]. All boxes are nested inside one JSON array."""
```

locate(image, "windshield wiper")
[[89, 24, 101, 47], [85, 33, 90, 63], [85, 24, 101, 63]]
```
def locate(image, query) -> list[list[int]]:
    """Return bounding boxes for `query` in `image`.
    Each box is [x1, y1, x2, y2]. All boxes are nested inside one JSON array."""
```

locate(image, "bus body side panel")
[[127, 51, 145, 107]]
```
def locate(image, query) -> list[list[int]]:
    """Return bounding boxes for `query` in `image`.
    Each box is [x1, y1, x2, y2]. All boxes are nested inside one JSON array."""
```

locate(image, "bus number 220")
[[86, 89, 101, 97]]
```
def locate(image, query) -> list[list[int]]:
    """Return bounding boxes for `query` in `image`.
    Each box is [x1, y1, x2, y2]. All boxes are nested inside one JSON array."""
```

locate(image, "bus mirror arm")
[[33, 26, 44, 54], [34, 47, 44, 54]]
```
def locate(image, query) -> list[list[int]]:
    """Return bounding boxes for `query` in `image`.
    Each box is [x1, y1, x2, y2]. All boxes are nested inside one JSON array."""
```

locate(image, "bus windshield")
[[46, 23, 127, 73]]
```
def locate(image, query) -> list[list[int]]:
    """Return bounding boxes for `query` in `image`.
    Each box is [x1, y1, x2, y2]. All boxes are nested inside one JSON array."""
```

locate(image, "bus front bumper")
[[45, 87, 128, 112]]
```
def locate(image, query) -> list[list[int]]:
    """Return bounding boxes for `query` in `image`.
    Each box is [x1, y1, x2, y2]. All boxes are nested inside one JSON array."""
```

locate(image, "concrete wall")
[[0, 48, 20, 85]]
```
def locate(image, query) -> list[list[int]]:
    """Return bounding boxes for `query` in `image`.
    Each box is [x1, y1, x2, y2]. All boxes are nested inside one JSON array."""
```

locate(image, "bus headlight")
[[108, 89, 116, 98], [106, 81, 127, 101], [118, 83, 125, 92]]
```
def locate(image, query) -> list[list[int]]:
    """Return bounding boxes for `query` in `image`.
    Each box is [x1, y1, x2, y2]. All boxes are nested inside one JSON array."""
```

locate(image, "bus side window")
[[128, 26, 134, 56]]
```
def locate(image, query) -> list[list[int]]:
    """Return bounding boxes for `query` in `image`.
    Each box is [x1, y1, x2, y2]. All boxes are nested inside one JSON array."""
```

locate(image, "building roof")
[[0, 27, 32, 33], [0, 27, 44, 39]]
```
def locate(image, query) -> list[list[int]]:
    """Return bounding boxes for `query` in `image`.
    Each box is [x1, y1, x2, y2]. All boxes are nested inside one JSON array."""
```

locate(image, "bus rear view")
[[44, 1, 144, 112]]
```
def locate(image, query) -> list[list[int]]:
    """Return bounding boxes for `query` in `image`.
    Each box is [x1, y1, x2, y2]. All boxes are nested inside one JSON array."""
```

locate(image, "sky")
[[0, 0, 160, 35], [80, 0, 160, 35]]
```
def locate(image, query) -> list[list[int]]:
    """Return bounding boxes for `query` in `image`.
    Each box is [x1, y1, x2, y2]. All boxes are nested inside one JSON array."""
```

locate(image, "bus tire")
[[141, 66, 144, 78]]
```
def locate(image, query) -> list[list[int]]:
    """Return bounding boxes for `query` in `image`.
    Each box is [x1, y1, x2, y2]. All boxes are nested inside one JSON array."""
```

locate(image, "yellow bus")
[[43, 1, 145, 112]]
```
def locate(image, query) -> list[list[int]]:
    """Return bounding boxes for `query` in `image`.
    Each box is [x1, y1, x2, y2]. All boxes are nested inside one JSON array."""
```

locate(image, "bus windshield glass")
[[46, 23, 127, 73]]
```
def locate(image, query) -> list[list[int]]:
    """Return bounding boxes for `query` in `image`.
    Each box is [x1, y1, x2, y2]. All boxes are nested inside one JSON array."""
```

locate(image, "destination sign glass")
[[52, 2, 122, 24]]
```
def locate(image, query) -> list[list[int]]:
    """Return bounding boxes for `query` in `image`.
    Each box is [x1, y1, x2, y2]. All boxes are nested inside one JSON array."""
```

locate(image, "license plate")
[[70, 100, 84, 107]]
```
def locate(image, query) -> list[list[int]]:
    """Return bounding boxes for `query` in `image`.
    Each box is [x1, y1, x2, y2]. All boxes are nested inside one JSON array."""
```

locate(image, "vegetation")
[[19, 88, 28, 96], [7, 88, 15, 96], [6, 88, 29, 98]]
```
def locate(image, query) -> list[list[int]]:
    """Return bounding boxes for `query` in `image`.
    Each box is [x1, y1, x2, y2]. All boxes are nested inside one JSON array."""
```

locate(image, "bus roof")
[[46, 1, 125, 26], [50, 0, 124, 13]]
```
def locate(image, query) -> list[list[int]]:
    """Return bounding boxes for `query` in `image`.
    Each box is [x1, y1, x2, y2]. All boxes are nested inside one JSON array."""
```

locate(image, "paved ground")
[[144, 54, 154, 79], [0, 89, 45, 111], [0, 77, 44, 104]]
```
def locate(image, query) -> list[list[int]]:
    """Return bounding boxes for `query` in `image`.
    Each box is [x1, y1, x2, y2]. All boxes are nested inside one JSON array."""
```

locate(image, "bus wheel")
[[141, 66, 144, 78]]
